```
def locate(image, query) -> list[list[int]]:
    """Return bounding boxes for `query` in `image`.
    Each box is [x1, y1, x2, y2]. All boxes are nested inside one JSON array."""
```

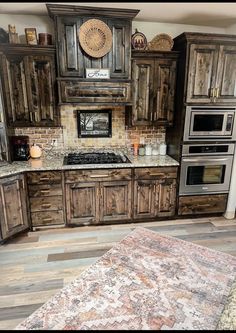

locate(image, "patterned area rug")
[[15, 227, 236, 330]]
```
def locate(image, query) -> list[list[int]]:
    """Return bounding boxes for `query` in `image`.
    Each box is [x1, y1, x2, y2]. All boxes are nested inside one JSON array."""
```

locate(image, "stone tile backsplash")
[[10, 105, 165, 153]]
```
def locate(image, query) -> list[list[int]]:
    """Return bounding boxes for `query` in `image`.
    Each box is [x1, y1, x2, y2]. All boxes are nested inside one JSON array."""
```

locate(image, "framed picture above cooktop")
[[77, 110, 112, 138]]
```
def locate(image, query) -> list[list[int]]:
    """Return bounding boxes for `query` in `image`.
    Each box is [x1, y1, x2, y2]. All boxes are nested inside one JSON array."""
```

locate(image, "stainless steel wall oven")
[[184, 106, 236, 141], [179, 143, 235, 195]]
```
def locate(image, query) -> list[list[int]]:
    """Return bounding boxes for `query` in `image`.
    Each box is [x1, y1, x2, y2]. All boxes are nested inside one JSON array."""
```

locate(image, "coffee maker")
[[10, 136, 30, 161]]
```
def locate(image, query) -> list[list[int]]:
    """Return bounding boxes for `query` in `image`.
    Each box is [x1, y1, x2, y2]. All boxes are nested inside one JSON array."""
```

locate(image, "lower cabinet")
[[0, 174, 29, 241], [27, 171, 64, 227], [134, 167, 177, 219], [65, 169, 132, 226], [178, 194, 228, 215], [100, 181, 132, 222]]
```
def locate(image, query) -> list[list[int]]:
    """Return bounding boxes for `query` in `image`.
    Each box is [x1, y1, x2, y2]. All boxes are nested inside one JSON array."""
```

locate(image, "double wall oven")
[[180, 106, 236, 196]]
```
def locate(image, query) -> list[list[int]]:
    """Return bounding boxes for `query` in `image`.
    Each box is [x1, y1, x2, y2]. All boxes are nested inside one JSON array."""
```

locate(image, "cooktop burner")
[[64, 152, 131, 165]]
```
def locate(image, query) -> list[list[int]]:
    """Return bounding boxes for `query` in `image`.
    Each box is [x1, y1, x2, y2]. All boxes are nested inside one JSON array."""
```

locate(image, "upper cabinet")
[[0, 45, 59, 127], [130, 50, 178, 127], [174, 33, 236, 104], [56, 16, 131, 79], [46, 4, 139, 104]]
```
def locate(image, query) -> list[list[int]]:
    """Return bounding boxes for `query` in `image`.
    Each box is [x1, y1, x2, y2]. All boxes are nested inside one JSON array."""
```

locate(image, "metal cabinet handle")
[[40, 190, 50, 194], [42, 218, 53, 222], [184, 158, 228, 162], [216, 87, 220, 98], [40, 177, 50, 181], [41, 203, 51, 208], [210, 88, 214, 98], [90, 174, 109, 178]]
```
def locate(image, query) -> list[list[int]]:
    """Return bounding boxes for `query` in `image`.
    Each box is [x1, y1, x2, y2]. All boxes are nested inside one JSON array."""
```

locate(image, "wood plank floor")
[[0, 216, 236, 330]]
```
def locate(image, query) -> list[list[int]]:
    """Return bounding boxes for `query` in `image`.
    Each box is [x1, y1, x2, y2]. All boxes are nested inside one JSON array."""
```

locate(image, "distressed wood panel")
[[157, 179, 176, 217], [133, 180, 156, 219], [131, 59, 154, 125], [27, 171, 62, 185], [28, 184, 62, 197], [30, 196, 63, 213], [59, 81, 131, 104], [187, 44, 218, 103], [100, 181, 132, 222], [31, 210, 64, 227], [134, 167, 177, 180], [0, 174, 29, 241], [178, 194, 228, 216], [216, 45, 236, 102], [153, 58, 177, 126], [65, 169, 132, 183], [66, 182, 98, 226]]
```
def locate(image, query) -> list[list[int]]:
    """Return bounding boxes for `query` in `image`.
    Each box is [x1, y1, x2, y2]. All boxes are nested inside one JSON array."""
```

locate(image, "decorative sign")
[[86, 68, 110, 79]]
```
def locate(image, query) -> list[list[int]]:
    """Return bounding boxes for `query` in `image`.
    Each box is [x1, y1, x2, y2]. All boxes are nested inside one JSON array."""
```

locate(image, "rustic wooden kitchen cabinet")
[[47, 4, 139, 104], [178, 194, 228, 216], [0, 44, 58, 127], [65, 169, 132, 226], [0, 174, 29, 241], [130, 50, 178, 127], [27, 171, 64, 227], [173, 33, 236, 104], [133, 167, 177, 219], [55, 16, 131, 79]]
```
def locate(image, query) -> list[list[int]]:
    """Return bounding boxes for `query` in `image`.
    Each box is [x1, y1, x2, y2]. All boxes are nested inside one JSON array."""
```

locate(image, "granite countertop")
[[0, 150, 179, 178]]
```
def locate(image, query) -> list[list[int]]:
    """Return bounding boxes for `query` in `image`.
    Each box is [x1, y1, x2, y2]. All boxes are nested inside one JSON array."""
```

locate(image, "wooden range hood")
[[47, 4, 139, 105]]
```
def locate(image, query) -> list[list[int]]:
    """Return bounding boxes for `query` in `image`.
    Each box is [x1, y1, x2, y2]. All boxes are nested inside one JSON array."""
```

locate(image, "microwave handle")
[[183, 158, 229, 162], [225, 114, 233, 132]]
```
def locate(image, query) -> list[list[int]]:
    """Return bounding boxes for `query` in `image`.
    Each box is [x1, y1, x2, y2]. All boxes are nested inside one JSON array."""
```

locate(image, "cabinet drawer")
[[31, 210, 64, 226], [134, 167, 177, 180], [178, 194, 227, 215], [27, 171, 62, 185], [59, 81, 131, 104], [28, 184, 62, 197], [30, 196, 63, 212], [65, 168, 132, 183]]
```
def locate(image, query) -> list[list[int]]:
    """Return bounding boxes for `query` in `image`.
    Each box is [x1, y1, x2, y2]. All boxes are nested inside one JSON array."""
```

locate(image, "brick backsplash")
[[10, 105, 165, 152]]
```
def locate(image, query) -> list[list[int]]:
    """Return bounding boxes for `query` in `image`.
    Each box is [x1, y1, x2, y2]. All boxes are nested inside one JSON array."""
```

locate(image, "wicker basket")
[[147, 33, 174, 51], [79, 19, 112, 58]]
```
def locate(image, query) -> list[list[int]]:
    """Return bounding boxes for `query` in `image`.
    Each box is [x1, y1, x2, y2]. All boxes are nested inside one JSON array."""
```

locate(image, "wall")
[[10, 106, 165, 152], [132, 20, 226, 40], [0, 14, 227, 43], [0, 13, 229, 152]]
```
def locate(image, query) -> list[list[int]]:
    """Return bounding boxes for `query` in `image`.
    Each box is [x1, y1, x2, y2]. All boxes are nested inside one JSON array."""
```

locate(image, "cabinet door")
[[108, 19, 130, 79], [186, 44, 218, 103], [131, 59, 154, 125], [100, 181, 132, 222], [0, 54, 30, 125], [215, 45, 236, 103], [156, 178, 176, 217], [0, 174, 29, 241], [153, 58, 177, 126], [133, 180, 156, 219], [56, 16, 83, 77], [65, 182, 99, 226], [25, 55, 57, 125]]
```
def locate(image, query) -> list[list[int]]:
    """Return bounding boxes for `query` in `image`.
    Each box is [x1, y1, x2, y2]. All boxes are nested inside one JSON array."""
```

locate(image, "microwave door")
[[189, 112, 225, 137]]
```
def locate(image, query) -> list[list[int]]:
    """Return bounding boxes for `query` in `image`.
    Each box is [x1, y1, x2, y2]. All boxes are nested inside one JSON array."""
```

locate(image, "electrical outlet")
[[52, 139, 58, 147]]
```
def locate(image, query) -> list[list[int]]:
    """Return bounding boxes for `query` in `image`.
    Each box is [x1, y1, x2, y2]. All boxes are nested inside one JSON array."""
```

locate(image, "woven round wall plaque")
[[147, 33, 174, 51], [79, 19, 112, 58]]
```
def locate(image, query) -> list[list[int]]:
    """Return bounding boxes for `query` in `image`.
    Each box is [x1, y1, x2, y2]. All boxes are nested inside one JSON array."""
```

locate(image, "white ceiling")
[[0, 2, 236, 28]]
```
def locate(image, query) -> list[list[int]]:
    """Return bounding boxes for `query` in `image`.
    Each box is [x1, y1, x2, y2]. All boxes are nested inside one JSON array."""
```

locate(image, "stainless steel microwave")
[[183, 106, 236, 141]]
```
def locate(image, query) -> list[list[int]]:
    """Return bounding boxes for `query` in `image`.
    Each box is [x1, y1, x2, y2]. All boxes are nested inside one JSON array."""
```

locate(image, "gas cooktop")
[[64, 152, 131, 165]]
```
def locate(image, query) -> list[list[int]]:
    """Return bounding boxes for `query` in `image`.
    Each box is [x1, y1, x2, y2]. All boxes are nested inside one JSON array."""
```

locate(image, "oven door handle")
[[183, 158, 229, 162]]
